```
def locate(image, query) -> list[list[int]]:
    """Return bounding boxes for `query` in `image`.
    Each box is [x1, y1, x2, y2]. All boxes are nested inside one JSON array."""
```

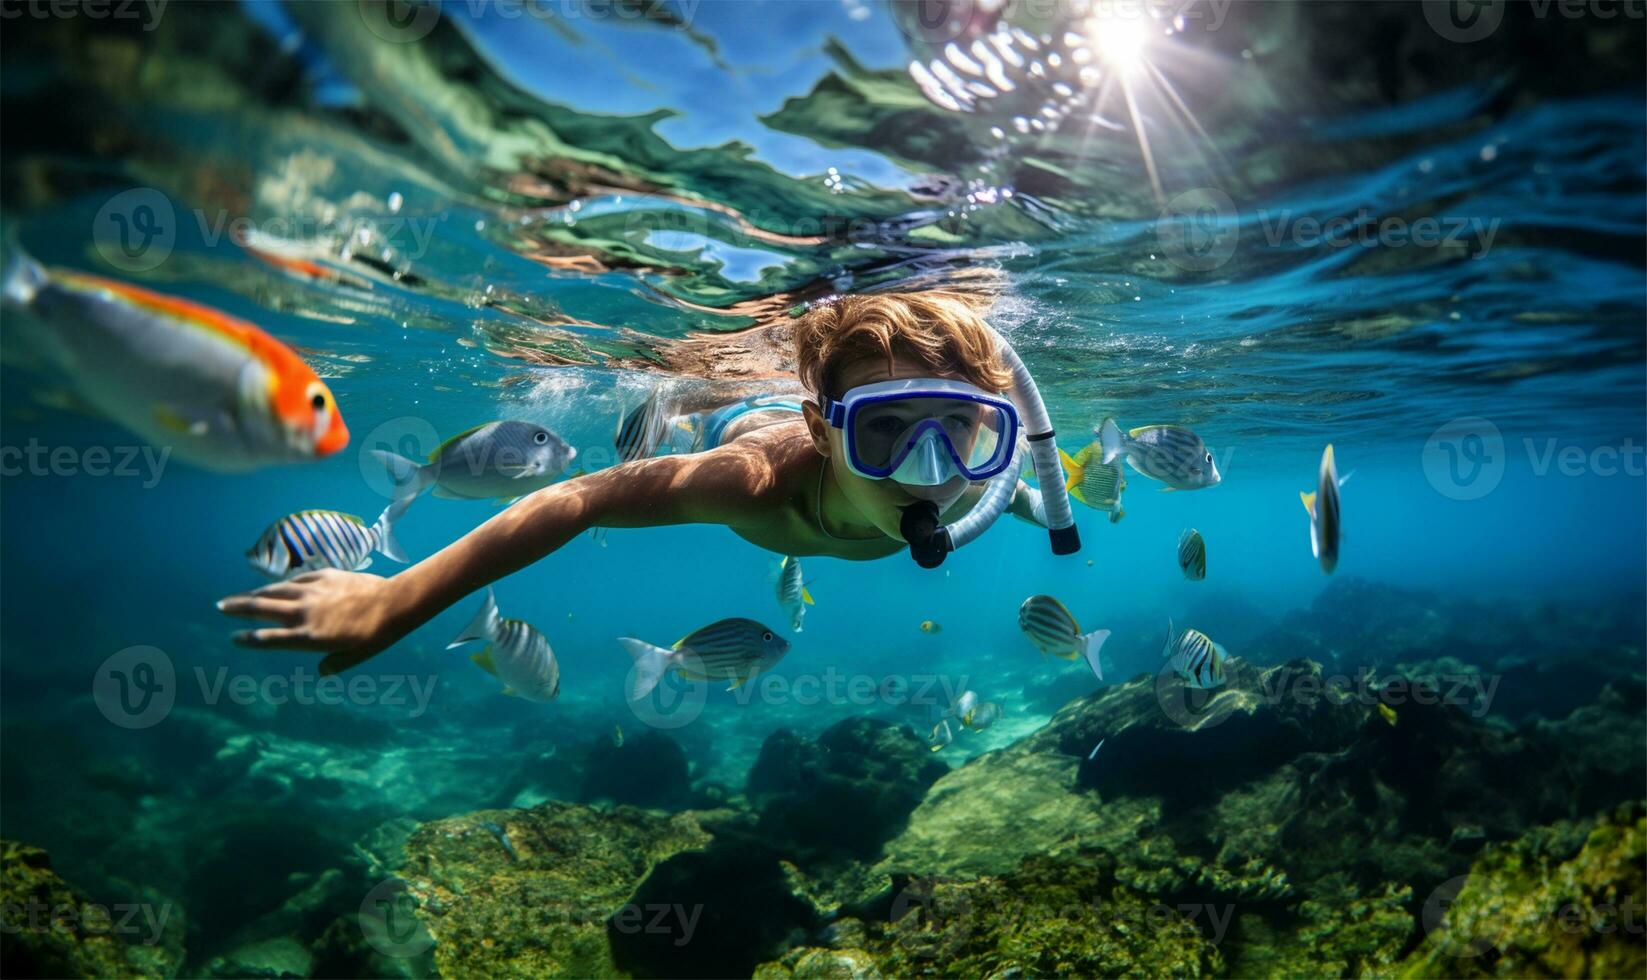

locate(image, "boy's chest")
[[729, 502, 902, 561]]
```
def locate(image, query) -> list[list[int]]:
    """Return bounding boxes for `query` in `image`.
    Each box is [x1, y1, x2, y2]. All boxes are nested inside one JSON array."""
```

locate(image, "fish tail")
[[448, 587, 501, 648], [370, 500, 410, 564], [2, 247, 47, 308], [619, 637, 674, 700], [1058, 447, 1085, 493], [1098, 418, 1126, 465], [1080, 628, 1110, 683], [370, 450, 436, 511], [1299, 490, 1317, 518]]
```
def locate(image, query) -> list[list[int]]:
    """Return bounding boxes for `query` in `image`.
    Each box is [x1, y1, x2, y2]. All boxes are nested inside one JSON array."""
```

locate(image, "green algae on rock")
[[396, 801, 714, 977], [0, 839, 183, 979], [1398, 802, 1646, 979]]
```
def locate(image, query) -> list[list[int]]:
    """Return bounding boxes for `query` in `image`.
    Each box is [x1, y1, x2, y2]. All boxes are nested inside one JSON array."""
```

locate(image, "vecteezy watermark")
[[358, 0, 705, 44], [1423, 0, 1643, 43], [93, 646, 438, 729], [1422, 872, 1646, 959], [1155, 663, 1500, 731], [93, 646, 177, 730], [357, 877, 704, 960], [624, 666, 981, 731], [1423, 417, 1507, 501], [1156, 187, 1239, 274], [0, 0, 167, 31], [358, 879, 436, 959], [1420, 874, 1508, 957], [1155, 190, 1501, 274], [94, 187, 176, 272], [1253, 209, 1500, 259], [91, 185, 442, 275], [0, 441, 171, 488], [0, 898, 173, 947], [1423, 417, 1645, 499]]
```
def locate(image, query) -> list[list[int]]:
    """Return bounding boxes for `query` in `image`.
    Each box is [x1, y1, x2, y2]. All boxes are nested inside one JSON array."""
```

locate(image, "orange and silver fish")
[[3, 251, 348, 471]]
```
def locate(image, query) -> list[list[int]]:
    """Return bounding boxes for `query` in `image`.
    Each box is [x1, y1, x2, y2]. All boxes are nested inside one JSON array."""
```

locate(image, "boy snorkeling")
[[218, 291, 1064, 674]]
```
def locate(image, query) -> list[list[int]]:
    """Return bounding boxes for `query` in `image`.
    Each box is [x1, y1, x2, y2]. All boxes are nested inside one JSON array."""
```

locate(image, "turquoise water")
[[1, 1, 1644, 975]]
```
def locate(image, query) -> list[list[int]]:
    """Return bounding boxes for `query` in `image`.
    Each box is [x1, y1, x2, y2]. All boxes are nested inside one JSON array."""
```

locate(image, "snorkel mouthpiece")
[[900, 500, 951, 569]]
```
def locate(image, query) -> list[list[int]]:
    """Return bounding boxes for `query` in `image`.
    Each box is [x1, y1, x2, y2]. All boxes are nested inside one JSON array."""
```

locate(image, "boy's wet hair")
[[794, 290, 1013, 398]]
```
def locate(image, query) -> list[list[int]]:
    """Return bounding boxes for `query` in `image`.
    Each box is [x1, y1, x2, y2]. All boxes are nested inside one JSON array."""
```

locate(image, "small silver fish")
[[1164, 619, 1227, 690], [1099, 419, 1220, 491], [1178, 528, 1207, 581], [1018, 595, 1109, 680], [1301, 444, 1350, 574], [927, 719, 954, 752], [247, 503, 407, 579], [619, 617, 790, 699], [373, 420, 576, 507], [447, 587, 560, 702], [1087, 738, 1106, 762], [776, 556, 814, 632]]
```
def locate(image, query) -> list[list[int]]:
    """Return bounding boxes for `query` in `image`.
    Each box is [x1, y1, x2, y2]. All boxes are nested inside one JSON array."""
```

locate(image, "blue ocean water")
[[0, 1, 1643, 974]]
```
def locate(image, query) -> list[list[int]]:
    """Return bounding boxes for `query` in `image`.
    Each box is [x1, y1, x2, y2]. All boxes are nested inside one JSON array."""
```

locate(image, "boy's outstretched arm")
[[217, 444, 779, 674]]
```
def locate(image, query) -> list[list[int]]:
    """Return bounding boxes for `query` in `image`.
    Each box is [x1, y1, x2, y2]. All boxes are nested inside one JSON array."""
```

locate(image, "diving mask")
[[822, 378, 1020, 486]]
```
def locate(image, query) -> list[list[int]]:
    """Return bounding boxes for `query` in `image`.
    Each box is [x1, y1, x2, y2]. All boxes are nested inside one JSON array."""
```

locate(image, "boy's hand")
[[217, 569, 409, 675]]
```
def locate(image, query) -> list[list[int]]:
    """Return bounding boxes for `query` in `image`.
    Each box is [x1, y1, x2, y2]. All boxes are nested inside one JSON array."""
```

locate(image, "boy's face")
[[803, 354, 984, 538]]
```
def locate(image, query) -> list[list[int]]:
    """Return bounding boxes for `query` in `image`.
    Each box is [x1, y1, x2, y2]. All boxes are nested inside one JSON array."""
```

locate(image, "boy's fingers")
[[232, 628, 321, 650], [319, 649, 372, 676], [250, 582, 304, 600], [217, 596, 301, 624]]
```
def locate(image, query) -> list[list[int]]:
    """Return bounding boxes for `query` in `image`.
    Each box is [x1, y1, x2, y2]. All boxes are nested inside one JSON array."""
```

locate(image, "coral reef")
[[1, 584, 1638, 977], [0, 839, 184, 978], [1399, 802, 1646, 978]]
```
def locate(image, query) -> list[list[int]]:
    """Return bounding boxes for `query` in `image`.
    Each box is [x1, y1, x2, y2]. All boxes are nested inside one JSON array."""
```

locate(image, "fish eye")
[[534, 431, 548, 445], [305, 382, 329, 412], [762, 631, 774, 642], [1204, 452, 1212, 462]]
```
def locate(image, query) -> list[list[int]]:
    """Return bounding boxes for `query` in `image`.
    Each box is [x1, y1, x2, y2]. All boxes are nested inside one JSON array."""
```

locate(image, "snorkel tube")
[[898, 332, 1081, 567]]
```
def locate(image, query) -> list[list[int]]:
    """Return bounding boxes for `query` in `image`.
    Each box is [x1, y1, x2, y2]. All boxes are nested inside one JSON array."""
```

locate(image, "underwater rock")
[[611, 831, 819, 979], [747, 718, 948, 861], [753, 946, 883, 980], [204, 934, 313, 979], [579, 730, 693, 811], [762, 849, 1224, 978], [398, 801, 715, 977], [878, 656, 1646, 974], [1398, 802, 1646, 978], [0, 839, 181, 978]]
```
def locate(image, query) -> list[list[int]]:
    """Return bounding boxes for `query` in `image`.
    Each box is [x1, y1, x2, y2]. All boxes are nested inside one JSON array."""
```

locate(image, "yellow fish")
[[919, 620, 941, 634]]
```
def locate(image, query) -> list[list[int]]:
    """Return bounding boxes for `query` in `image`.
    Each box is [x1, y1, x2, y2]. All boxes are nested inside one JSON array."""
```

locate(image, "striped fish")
[[1164, 619, 1227, 690], [247, 503, 407, 579], [1099, 419, 1221, 491], [1059, 445, 1127, 522], [1017, 594, 1109, 681], [619, 617, 790, 699], [447, 588, 560, 702], [1178, 528, 1207, 581], [1300, 444, 1349, 575], [2, 250, 348, 472], [776, 556, 814, 632], [615, 388, 671, 464]]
